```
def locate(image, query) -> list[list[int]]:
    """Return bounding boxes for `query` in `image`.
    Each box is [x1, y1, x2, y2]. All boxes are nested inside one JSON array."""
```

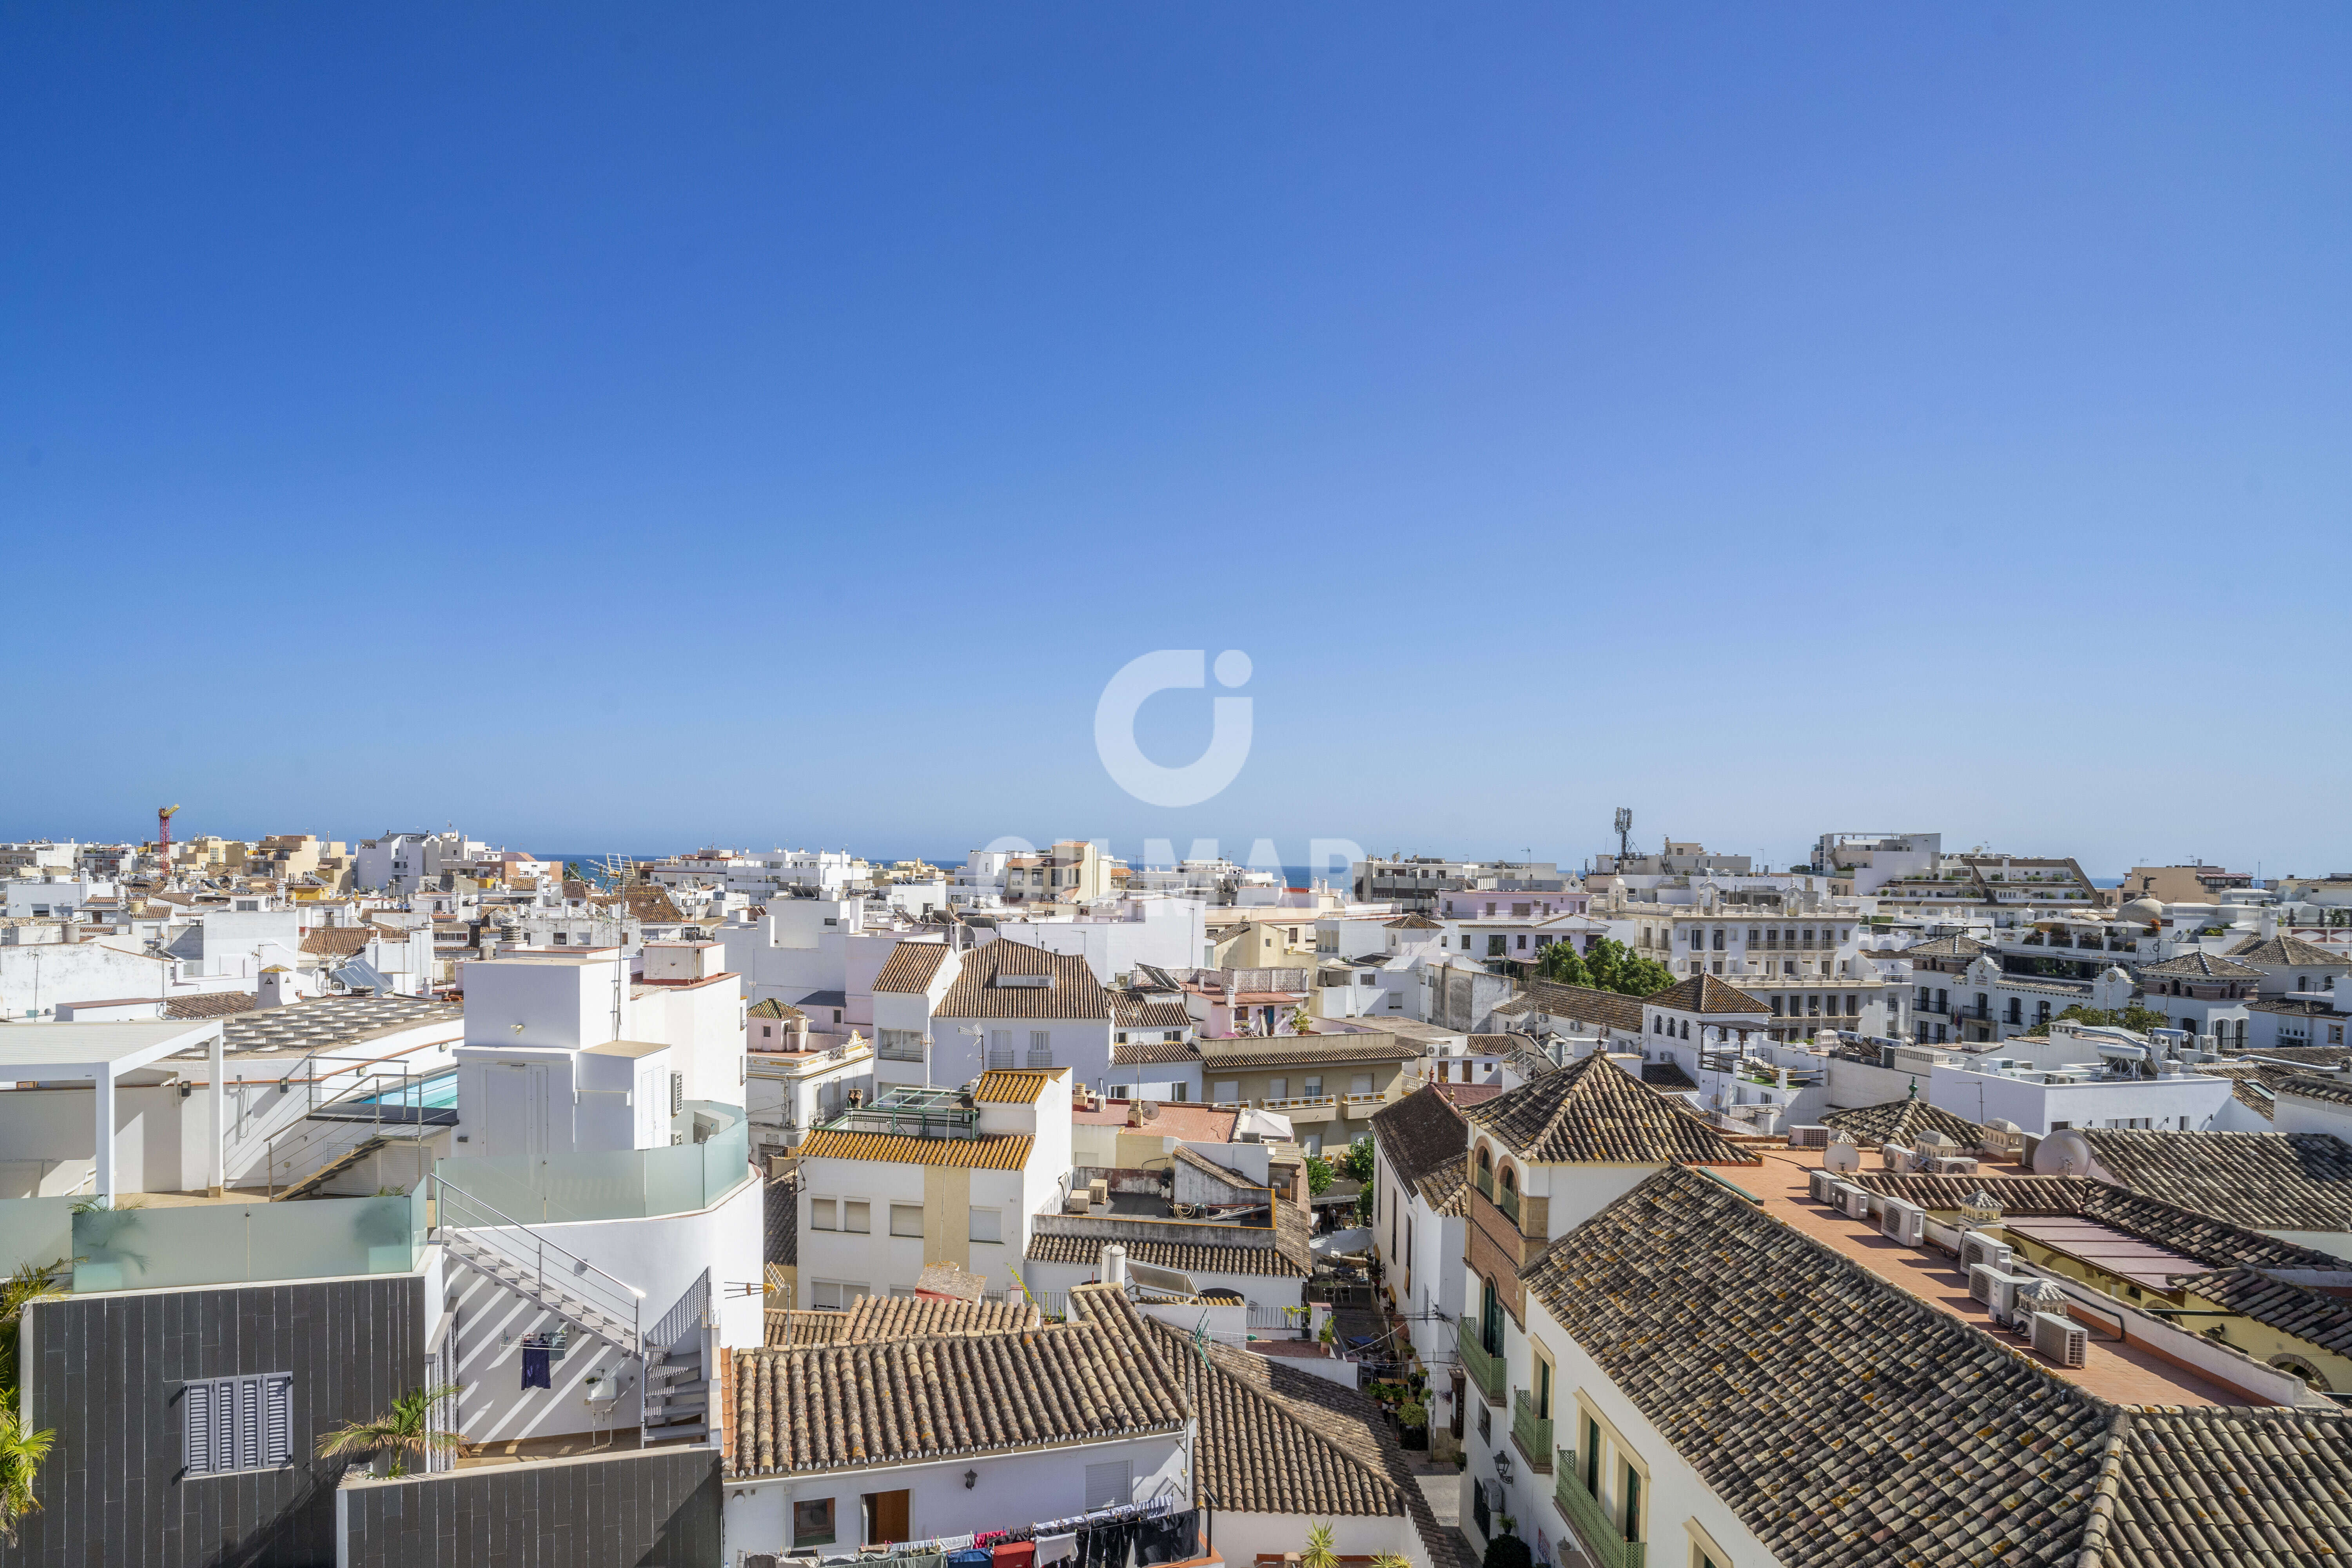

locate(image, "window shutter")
[[1083, 1460, 1132, 1509], [238, 1376, 263, 1471], [186, 1381, 215, 1474], [263, 1374, 292, 1465]]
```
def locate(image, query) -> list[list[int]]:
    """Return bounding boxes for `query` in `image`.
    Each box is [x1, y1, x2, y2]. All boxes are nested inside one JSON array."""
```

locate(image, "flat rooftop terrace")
[[1718, 1147, 2247, 1408]]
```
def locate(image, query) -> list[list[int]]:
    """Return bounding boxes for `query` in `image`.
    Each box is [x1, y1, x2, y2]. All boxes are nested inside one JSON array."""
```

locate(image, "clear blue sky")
[[4, 5, 2348, 878]]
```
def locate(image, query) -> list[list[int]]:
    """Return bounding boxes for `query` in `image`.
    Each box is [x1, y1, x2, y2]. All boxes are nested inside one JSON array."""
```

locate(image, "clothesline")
[[875, 1496, 1176, 1559]]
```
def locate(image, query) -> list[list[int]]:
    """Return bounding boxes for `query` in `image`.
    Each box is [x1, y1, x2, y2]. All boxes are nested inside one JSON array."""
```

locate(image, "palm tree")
[[1301, 1523, 1340, 1568], [0, 1409, 56, 1544], [1369, 1554, 1412, 1568], [316, 1385, 466, 1477], [0, 1261, 64, 1401]]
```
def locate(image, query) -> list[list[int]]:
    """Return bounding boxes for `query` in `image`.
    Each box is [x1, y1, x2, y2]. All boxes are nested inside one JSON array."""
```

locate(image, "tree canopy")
[[1537, 936, 1676, 997]]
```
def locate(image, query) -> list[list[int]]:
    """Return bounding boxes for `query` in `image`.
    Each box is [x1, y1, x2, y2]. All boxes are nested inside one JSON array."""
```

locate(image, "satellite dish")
[[1823, 1141, 1862, 1174], [2034, 1128, 2095, 1178]]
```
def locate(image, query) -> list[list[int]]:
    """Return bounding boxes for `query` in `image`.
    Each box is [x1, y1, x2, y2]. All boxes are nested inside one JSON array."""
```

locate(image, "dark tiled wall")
[[1, 1274, 425, 1568], [338, 1446, 721, 1568]]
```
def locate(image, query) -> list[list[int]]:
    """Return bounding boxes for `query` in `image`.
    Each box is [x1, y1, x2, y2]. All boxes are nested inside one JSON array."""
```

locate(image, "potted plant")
[[1301, 1524, 1339, 1568], [316, 1385, 466, 1478], [1397, 1398, 1428, 1451]]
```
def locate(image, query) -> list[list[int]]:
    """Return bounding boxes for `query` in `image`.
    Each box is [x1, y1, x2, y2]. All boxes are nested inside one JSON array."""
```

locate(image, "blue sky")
[[3, 5, 2348, 877]]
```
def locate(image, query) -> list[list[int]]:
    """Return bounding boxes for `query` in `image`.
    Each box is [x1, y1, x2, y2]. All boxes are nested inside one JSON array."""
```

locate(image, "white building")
[[792, 1068, 1075, 1303]]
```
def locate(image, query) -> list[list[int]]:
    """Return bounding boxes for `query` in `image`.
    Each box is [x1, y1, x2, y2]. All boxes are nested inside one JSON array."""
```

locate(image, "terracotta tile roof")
[[1430, 1081, 1503, 1109], [2177, 1268, 2352, 1358], [1383, 914, 1443, 929], [2194, 1062, 2287, 1118], [971, 1068, 1056, 1104], [1643, 973, 1772, 1015], [2097, 1406, 2352, 1566], [1112, 1039, 1203, 1065], [1902, 933, 1994, 959], [1534, 1165, 2352, 1563], [762, 1308, 848, 1348], [728, 1285, 1188, 1475], [837, 1293, 1041, 1341], [746, 997, 806, 1021], [2079, 1129, 2352, 1232], [2228, 933, 2348, 969], [2279, 1074, 2352, 1108], [1848, 1174, 2347, 1272], [2242, 1045, 2352, 1068], [298, 927, 376, 957], [2139, 950, 2266, 980], [1024, 1230, 1308, 1278], [1137, 1316, 1401, 1516], [2248, 997, 2350, 1018], [1111, 996, 1194, 1031], [1465, 1052, 1759, 1166], [871, 940, 953, 993], [1639, 1061, 1698, 1091], [1494, 978, 1646, 1036], [1524, 1164, 2118, 1566], [163, 991, 258, 1019], [1195, 1037, 1419, 1070], [792, 1129, 1034, 1170], [1368, 1085, 1469, 1194], [937, 938, 1109, 1020], [623, 886, 682, 924], [1821, 1097, 1987, 1148]]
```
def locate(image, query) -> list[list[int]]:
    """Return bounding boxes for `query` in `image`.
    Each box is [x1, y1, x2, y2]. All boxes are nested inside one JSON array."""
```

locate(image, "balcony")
[[1511, 1390, 1552, 1471], [1475, 1167, 1494, 1202], [1555, 1450, 1644, 1568], [1499, 1186, 1521, 1225], [1264, 1095, 1339, 1124], [1458, 1329, 1506, 1408]]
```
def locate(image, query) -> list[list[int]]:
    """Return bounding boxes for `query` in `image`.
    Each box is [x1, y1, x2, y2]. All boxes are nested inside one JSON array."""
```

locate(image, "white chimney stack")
[[1101, 1243, 1128, 1289]]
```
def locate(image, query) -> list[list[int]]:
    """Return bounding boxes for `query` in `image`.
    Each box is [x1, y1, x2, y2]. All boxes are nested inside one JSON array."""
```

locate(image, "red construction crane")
[[158, 803, 181, 871]]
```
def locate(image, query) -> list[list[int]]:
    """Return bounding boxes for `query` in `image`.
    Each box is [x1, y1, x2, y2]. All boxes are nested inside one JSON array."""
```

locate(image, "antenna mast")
[[1613, 808, 1632, 861]]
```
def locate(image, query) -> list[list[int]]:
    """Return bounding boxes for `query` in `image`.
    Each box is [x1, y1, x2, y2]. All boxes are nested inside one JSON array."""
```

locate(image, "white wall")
[[445, 1172, 762, 1445], [1928, 1065, 2233, 1134], [723, 1434, 1188, 1559], [1215, 1512, 1424, 1568]]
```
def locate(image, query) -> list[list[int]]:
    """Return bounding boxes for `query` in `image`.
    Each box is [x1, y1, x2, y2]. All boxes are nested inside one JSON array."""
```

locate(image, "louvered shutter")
[[1083, 1460, 1131, 1509], [263, 1374, 292, 1465], [185, 1381, 215, 1474], [238, 1376, 263, 1471]]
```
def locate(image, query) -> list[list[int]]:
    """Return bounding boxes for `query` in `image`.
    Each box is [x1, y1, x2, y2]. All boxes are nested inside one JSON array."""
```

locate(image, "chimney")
[[1101, 1243, 1127, 1289]]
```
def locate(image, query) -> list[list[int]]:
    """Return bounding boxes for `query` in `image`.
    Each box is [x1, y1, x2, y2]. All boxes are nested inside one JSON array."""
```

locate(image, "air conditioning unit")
[[1788, 1125, 1831, 1149], [1088, 1178, 1111, 1210], [1969, 1267, 2031, 1327], [2030, 1310, 2088, 1368], [1835, 1183, 1870, 1221], [1960, 1231, 2013, 1276], [1880, 1198, 1926, 1247], [1808, 1168, 1842, 1205], [1926, 1155, 1980, 1177], [1881, 1142, 1916, 1174]]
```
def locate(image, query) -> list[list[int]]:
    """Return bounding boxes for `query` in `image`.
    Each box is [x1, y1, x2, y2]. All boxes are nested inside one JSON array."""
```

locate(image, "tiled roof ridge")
[[1464, 1050, 1761, 1167], [1530, 1160, 2127, 1393], [1523, 1165, 2134, 1563], [1135, 1316, 1401, 1512]]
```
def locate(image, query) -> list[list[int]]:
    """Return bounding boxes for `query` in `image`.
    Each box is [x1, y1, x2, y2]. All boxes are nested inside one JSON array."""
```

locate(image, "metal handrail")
[[429, 1174, 647, 1345]]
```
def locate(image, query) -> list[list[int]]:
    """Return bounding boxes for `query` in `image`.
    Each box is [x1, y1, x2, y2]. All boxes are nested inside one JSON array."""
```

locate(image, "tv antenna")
[[1613, 808, 1633, 860]]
